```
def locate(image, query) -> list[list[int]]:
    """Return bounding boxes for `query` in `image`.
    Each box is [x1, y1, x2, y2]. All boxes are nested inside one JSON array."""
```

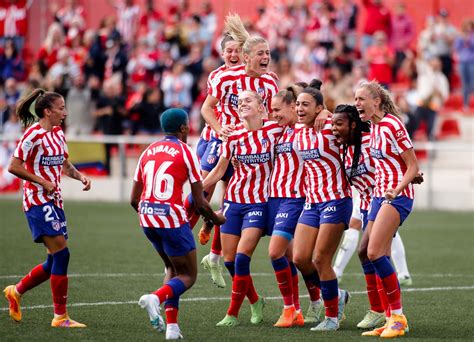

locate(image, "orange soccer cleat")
[[273, 307, 296, 328], [293, 310, 305, 326], [4, 285, 22, 322], [198, 223, 212, 245], [51, 314, 87, 328]]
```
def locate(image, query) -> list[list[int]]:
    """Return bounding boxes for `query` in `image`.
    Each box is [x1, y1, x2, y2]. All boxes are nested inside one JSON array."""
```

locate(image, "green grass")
[[0, 199, 473, 341]]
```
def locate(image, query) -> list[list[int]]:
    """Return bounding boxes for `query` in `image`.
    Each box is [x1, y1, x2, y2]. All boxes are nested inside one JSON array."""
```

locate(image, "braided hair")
[[334, 104, 370, 183]]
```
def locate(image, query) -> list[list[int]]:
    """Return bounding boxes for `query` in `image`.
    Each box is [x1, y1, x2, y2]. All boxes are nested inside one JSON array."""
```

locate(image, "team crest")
[[257, 87, 265, 96], [261, 138, 269, 149], [207, 155, 216, 164]]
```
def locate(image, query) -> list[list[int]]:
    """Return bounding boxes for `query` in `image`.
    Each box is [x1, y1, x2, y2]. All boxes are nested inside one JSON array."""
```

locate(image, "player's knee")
[[358, 244, 368, 261], [268, 245, 285, 261], [366, 248, 383, 262], [312, 253, 330, 272], [51, 247, 70, 275], [292, 254, 309, 272]]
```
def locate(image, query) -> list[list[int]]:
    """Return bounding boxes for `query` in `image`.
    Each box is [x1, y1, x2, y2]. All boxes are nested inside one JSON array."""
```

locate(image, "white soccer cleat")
[[166, 324, 184, 340], [138, 294, 165, 332]]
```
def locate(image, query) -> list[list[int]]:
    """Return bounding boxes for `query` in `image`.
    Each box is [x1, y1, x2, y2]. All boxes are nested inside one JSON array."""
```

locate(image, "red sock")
[[210, 225, 221, 255], [50, 275, 68, 315], [275, 267, 293, 306], [16, 264, 50, 295], [376, 275, 391, 317], [365, 273, 384, 313], [228, 275, 249, 317], [304, 280, 320, 301], [292, 274, 300, 311], [165, 305, 179, 324], [323, 297, 339, 318], [246, 275, 259, 304], [380, 273, 402, 312], [153, 284, 174, 304]]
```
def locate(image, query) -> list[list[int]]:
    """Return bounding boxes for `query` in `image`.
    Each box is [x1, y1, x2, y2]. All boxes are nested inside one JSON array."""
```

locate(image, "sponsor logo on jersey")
[[300, 148, 320, 161], [276, 212, 288, 219], [249, 211, 263, 217], [275, 142, 292, 154], [346, 163, 369, 177], [370, 148, 384, 159], [229, 93, 239, 108], [139, 201, 171, 216], [236, 152, 271, 164], [395, 129, 406, 141], [323, 206, 337, 213], [40, 154, 64, 166]]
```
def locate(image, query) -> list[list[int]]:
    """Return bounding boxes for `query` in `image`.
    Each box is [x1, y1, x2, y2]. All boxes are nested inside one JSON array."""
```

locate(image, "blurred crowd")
[[0, 0, 473, 144]]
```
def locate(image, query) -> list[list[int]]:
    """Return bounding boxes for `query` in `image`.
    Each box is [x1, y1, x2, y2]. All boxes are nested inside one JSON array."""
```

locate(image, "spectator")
[[37, 22, 65, 75], [46, 47, 81, 97], [52, 0, 86, 34], [126, 36, 159, 86], [390, 2, 415, 79], [138, 0, 164, 45], [454, 19, 474, 110], [128, 87, 163, 135], [414, 57, 449, 141], [0, 77, 20, 126], [161, 60, 193, 112], [0, 0, 32, 52], [322, 64, 354, 111], [335, 0, 358, 50], [365, 30, 394, 89], [0, 38, 24, 83], [103, 31, 128, 87], [66, 73, 94, 135], [361, 0, 392, 53], [199, 1, 217, 57], [431, 9, 458, 85], [107, 0, 140, 47]]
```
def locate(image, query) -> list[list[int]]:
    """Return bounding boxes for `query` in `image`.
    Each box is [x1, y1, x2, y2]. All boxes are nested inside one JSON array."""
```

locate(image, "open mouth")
[[260, 62, 268, 69], [229, 59, 239, 66]]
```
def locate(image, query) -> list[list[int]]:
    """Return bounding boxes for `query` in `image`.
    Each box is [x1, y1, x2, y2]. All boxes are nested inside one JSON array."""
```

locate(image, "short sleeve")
[[220, 135, 236, 160], [14, 132, 36, 161], [181, 143, 203, 184], [390, 122, 413, 154]]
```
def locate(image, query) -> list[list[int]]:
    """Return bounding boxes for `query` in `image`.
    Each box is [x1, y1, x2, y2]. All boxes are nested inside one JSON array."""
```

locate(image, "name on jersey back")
[[147, 145, 179, 157]]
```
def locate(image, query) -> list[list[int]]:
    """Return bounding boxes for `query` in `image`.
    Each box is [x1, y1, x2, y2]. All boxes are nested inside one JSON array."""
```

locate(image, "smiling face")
[[296, 92, 322, 126], [331, 112, 355, 145], [238, 91, 263, 120], [245, 42, 271, 77], [46, 97, 67, 127], [354, 86, 379, 122], [222, 40, 242, 68], [271, 96, 296, 127]]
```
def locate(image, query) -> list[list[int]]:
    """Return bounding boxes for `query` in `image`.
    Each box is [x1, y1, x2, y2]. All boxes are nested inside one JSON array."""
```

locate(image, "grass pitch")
[[0, 199, 473, 341]]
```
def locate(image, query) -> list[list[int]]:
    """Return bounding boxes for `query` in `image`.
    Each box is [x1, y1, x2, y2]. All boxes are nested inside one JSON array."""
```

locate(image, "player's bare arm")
[[8, 156, 55, 194], [63, 159, 91, 191]]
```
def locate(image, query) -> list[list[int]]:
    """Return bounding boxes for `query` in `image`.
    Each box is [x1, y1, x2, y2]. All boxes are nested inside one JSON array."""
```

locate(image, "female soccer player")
[[202, 90, 283, 327], [354, 81, 419, 338], [293, 80, 351, 331], [131, 108, 225, 340], [4, 89, 91, 328]]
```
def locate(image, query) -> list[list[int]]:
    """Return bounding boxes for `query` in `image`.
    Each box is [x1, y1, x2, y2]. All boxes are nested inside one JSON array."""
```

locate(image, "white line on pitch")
[[1, 286, 473, 312]]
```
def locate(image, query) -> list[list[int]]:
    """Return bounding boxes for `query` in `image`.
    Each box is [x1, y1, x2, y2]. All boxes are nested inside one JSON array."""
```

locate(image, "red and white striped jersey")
[[270, 124, 305, 198], [133, 136, 202, 228], [297, 119, 352, 203], [369, 114, 414, 199], [13, 123, 68, 211], [344, 132, 375, 210], [208, 65, 278, 137], [201, 64, 227, 141], [221, 120, 283, 203], [115, 2, 140, 44]]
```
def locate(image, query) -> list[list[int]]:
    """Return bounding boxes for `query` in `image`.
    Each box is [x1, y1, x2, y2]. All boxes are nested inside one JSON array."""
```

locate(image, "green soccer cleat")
[[357, 310, 386, 329], [310, 317, 339, 331], [216, 314, 239, 327], [338, 289, 350, 322], [304, 300, 324, 324], [250, 297, 266, 324], [201, 254, 226, 288]]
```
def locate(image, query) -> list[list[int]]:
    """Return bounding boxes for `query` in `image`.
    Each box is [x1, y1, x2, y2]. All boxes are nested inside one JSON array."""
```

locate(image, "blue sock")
[[372, 256, 395, 279], [320, 279, 338, 301], [164, 296, 180, 309], [362, 261, 376, 275], [302, 271, 321, 288], [289, 262, 297, 276], [271, 256, 289, 272], [235, 253, 251, 276], [51, 248, 69, 275], [224, 261, 235, 277], [166, 278, 186, 297], [42, 254, 53, 274]]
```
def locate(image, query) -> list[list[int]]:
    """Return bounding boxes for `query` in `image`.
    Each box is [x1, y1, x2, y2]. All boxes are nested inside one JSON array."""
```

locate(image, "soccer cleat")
[[198, 224, 212, 245], [338, 289, 350, 322], [166, 324, 184, 340], [293, 311, 305, 326], [380, 314, 408, 338], [273, 307, 296, 328], [201, 254, 226, 288], [138, 294, 165, 332], [398, 275, 413, 287], [310, 317, 339, 331], [362, 323, 387, 336], [304, 300, 324, 324], [216, 314, 239, 327], [250, 297, 266, 324], [4, 285, 22, 322], [357, 310, 386, 329], [51, 314, 87, 328]]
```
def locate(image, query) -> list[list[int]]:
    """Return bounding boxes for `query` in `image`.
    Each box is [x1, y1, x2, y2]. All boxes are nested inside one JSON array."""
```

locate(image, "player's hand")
[[42, 180, 56, 195], [198, 221, 212, 245], [218, 124, 234, 141], [411, 172, 424, 184], [213, 211, 226, 226], [81, 175, 91, 191], [267, 70, 279, 81], [384, 188, 398, 201], [314, 109, 331, 132], [230, 156, 240, 169]]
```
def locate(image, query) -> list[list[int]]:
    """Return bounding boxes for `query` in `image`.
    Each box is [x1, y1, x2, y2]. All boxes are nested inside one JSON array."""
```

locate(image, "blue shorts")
[[200, 137, 233, 181], [221, 200, 267, 236], [196, 137, 208, 160], [368, 196, 413, 226], [297, 197, 352, 229], [25, 201, 68, 243], [360, 209, 369, 231], [267, 197, 305, 239], [142, 223, 196, 257]]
